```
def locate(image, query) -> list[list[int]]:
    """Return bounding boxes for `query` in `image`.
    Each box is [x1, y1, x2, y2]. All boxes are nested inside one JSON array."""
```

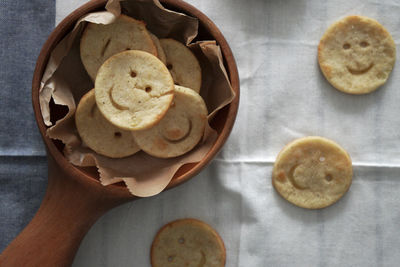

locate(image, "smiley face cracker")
[[132, 85, 207, 158], [318, 15, 396, 94], [80, 14, 157, 80], [151, 219, 226, 267], [95, 50, 174, 131], [75, 89, 140, 158], [160, 38, 202, 93], [272, 136, 353, 209]]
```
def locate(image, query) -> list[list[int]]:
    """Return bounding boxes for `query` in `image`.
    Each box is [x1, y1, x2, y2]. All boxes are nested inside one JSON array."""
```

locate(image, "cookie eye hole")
[[145, 86, 152, 93], [178, 237, 185, 244], [325, 174, 333, 182], [114, 132, 122, 138], [360, 41, 369, 47], [130, 71, 137, 78], [166, 63, 173, 70], [377, 72, 386, 79], [343, 43, 351, 49]]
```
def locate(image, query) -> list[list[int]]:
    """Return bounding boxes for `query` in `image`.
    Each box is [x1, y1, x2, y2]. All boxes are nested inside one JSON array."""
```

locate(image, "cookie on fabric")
[[80, 14, 157, 80], [160, 38, 202, 93], [95, 50, 174, 131], [151, 218, 226, 267], [132, 85, 207, 158], [149, 32, 167, 65], [318, 15, 396, 94], [75, 89, 140, 158], [272, 136, 353, 209]]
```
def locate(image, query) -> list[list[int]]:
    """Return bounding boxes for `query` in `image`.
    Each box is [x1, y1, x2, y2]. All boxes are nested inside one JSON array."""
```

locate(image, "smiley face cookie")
[[80, 14, 157, 80], [95, 50, 174, 131], [318, 15, 396, 94], [160, 38, 202, 93], [132, 85, 207, 158], [272, 136, 353, 209], [151, 218, 226, 267], [75, 89, 140, 158]]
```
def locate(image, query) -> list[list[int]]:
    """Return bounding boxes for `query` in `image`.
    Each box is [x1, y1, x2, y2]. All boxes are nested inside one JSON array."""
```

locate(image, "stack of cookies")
[[75, 15, 207, 159]]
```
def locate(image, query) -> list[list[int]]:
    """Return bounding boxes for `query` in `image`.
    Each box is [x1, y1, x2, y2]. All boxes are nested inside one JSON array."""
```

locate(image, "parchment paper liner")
[[39, 0, 235, 197]]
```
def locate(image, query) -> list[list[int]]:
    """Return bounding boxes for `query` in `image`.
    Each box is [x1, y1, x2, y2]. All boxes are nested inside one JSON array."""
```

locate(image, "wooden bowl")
[[0, 1, 239, 266]]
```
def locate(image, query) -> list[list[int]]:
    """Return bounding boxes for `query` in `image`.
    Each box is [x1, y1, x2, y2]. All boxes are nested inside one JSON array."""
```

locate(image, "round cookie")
[[160, 38, 202, 93], [318, 15, 396, 94], [75, 89, 140, 158], [151, 218, 226, 267], [80, 14, 157, 80], [132, 85, 207, 158], [272, 136, 353, 209], [95, 50, 174, 131], [149, 32, 167, 65]]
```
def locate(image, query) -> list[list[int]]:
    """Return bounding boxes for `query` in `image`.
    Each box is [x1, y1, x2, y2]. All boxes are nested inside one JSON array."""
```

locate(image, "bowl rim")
[[31, 0, 240, 198]]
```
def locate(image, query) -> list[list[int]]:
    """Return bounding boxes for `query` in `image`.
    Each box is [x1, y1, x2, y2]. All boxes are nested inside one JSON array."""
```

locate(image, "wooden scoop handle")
[[0, 155, 131, 267]]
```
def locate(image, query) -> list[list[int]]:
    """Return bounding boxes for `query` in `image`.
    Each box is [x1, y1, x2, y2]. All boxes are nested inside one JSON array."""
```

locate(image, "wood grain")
[[0, 0, 239, 266]]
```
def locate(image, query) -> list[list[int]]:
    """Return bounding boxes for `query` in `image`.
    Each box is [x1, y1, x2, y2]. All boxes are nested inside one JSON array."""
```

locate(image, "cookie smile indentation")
[[162, 118, 192, 143], [109, 86, 129, 111], [288, 165, 308, 190], [198, 250, 206, 267], [347, 63, 374, 75]]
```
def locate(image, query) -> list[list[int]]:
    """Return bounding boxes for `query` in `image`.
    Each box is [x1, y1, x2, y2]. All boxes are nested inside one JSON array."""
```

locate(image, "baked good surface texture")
[[133, 85, 207, 158], [272, 136, 353, 209], [160, 38, 202, 93], [75, 89, 140, 158], [151, 218, 226, 267], [149, 32, 167, 64], [95, 50, 174, 131], [80, 14, 157, 80], [318, 15, 396, 94]]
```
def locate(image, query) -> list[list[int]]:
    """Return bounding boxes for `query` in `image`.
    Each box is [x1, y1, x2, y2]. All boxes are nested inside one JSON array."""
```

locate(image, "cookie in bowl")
[[160, 38, 202, 93], [95, 50, 174, 131], [80, 14, 157, 80], [75, 89, 140, 158], [149, 32, 167, 65], [133, 85, 208, 158]]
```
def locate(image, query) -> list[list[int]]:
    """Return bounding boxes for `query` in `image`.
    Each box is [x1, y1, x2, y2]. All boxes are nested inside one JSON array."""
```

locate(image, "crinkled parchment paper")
[[39, 0, 235, 197]]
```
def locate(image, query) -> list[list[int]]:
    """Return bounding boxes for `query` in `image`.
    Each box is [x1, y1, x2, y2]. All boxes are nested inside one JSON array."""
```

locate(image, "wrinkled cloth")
[[1, 0, 400, 266]]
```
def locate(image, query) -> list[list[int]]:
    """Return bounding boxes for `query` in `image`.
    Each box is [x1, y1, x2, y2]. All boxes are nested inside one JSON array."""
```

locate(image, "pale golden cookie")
[[149, 32, 167, 64], [151, 219, 226, 267], [318, 15, 396, 94], [80, 14, 157, 80], [272, 136, 353, 209], [95, 50, 174, 131], [132, 85, 207, 158], [160, 38, 202, 93], [75, 89, 140, 158]]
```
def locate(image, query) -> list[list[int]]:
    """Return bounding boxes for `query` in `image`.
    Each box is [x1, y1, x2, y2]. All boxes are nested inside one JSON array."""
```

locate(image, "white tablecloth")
[[54, 1, 400, 266]]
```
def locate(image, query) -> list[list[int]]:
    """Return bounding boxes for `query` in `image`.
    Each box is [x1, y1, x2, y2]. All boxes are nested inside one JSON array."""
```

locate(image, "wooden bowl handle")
[[0, 155, 129, 267]]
